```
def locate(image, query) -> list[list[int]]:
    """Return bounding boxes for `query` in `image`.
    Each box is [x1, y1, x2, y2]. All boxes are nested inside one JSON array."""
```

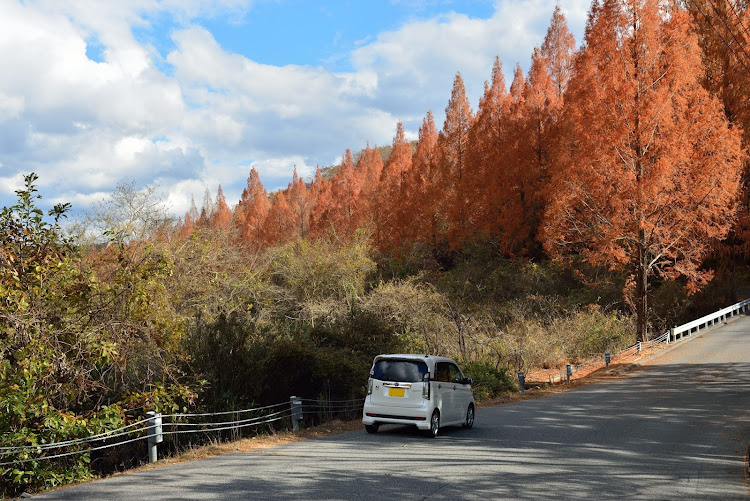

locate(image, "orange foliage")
[[286, 166, 312, 239], [356, 143, 385, 244], [168, 2, 746, 318], [437, 73, 474, 247], [377, 122, 413, 254], [542, 0, 744, 340], [465, 57, 512, 246], [263, 190, 294, 247], [403, 111, 438, 248], [236, 168, 270, 247], [211, 185, 232, 230]]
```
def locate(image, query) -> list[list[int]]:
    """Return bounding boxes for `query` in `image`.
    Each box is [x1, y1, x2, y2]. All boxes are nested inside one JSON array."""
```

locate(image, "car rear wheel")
[[425, 410, 440, 438], [365, 424, 379, 434], [462, 404, 474, 429]]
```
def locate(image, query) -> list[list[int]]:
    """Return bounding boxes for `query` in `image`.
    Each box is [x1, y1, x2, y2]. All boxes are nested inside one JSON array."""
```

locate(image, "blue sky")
[[0, 0, 588, 219], [197, 1, 497, 70]]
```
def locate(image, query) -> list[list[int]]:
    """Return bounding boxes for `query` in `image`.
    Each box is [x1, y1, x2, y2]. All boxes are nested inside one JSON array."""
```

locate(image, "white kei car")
[[362, 354, 475, 437]]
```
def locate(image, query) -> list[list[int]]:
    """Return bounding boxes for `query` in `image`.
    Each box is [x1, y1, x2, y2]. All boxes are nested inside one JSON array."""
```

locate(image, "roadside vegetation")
[[3, 0, 750, 495]]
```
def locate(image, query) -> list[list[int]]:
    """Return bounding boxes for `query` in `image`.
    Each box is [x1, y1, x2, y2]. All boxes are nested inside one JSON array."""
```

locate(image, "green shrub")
[[460, 361, 516, 401]]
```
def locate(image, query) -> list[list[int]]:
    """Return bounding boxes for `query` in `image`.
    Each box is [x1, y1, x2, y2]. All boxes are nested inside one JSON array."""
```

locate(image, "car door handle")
[[438, 384, 443, 389]]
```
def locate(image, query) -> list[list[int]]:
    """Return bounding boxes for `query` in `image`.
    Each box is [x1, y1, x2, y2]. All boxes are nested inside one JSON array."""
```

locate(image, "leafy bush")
[[460, 361, 516, 401]]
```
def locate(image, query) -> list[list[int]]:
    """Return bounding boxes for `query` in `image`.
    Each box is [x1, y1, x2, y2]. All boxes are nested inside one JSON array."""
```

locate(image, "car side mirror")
[[463, 377, 473, 386]]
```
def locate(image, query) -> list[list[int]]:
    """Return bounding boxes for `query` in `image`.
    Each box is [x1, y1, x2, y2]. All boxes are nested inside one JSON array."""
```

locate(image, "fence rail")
[[0, 397, 365, 467]]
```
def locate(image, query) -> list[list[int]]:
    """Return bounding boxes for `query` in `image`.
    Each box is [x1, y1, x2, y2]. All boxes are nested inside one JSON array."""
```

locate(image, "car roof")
[[372, 354, 457, 364]]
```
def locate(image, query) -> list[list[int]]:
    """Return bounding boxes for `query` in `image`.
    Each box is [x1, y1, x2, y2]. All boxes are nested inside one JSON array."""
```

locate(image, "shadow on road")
[[41, 360, 750, 500]]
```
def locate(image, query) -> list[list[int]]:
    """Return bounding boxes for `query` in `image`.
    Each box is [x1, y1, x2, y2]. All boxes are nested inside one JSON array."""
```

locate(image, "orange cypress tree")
[[356, 142, 385, 242], [263, 190, 294, 246], [236, 167, 270, 246], [309, 165, 332, 239], [286, 166, 312, 239], [513, 47, 562, 254], [512, 7, 576, 255], [178, 196, 199, 239], [688, 0, 750, 266], [211, 185, 233, 230], [543, 0, 745, 341], [689, 0, 750, 139], [178, 212, 195, 240], [403, 111, 438, 248], [488, 63, 530, 254], [541, 5, 577, 99], [314, 150, 363, 239], [465, 57, 513, 244], [438, 73, 474, 247], [378, 122, 413, 253]]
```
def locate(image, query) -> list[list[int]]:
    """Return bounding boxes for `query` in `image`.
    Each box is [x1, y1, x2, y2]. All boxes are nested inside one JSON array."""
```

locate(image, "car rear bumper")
[[362, 398, 431, 430]]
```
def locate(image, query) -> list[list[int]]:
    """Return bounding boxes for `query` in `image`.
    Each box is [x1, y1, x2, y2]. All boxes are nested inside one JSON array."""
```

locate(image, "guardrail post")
[[636, 341, 642, 353], [517, 371, 525, 395], [146, 411, 163, 463], [605, 352, 611, 369], [290, 396, 303, 431], [668, 328, 674, 344], [566, 364, 572, 385]]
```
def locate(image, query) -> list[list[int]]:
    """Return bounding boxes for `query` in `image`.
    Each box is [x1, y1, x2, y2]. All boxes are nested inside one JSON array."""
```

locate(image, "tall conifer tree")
[[543, 0, 744, 341]]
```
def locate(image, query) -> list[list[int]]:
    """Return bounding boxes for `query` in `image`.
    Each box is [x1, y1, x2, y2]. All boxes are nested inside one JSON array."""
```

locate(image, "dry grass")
[[491, 342, 667, 403]]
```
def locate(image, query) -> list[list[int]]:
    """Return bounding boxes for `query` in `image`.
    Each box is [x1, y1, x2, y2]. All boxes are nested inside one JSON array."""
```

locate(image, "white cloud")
[[351, 0, 588, 123], [0, 0, 589, 219], [0, 172, 25, 195]]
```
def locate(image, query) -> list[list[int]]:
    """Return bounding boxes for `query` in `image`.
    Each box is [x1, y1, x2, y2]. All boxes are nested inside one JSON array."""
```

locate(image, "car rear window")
[[372, 359, 429, 382]]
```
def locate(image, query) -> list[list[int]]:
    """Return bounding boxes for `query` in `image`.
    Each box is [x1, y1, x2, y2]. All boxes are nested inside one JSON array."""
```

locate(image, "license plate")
[[388, 387, 405, 397]]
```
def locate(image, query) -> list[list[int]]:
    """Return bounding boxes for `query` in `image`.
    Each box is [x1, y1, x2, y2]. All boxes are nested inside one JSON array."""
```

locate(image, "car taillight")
[[422, 381, 430, 400], [367, 378, 373, 395]]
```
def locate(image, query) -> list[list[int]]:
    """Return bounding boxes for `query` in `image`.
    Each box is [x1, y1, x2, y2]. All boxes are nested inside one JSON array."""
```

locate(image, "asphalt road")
[[38, 317, 750, 500]]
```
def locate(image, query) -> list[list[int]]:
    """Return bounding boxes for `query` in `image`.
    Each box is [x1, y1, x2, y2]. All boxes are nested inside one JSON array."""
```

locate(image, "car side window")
[[449, 364, 463, 384], [435, 362, 450, 382]]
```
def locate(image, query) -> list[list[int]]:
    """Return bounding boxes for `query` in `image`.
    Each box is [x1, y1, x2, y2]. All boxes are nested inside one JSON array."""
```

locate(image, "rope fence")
[[0, 397, 364, 467]]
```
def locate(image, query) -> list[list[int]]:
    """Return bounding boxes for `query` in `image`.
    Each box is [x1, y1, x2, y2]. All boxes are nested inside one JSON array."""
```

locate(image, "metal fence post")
[[147, 411, 163, 463], [290, 396, 303, 431], [517, 371, 525, 395], [566, 364, 572, 385]]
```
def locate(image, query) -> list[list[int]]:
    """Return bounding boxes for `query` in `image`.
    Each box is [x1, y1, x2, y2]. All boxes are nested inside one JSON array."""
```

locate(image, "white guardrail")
[[536, 298, 750, 386], [668, 298, 750, 342]]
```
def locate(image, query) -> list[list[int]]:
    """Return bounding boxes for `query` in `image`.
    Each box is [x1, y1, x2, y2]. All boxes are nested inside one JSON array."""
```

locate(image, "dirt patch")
[[524, 344, 664, 384], [475, 343, 669, 405]]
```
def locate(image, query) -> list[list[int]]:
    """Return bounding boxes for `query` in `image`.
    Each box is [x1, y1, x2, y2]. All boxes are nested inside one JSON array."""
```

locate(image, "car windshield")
[[372, 359, 429, 382]]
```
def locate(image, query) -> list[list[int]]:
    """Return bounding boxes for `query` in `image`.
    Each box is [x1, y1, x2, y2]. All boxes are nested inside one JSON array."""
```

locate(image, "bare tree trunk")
[[636, 235, 648, 342]]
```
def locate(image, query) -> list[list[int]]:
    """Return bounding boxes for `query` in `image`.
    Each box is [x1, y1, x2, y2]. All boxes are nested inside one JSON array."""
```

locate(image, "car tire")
[[425, 410, 440, 438], [365, 424, 379, 434], [462, 404, 474, 429]]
